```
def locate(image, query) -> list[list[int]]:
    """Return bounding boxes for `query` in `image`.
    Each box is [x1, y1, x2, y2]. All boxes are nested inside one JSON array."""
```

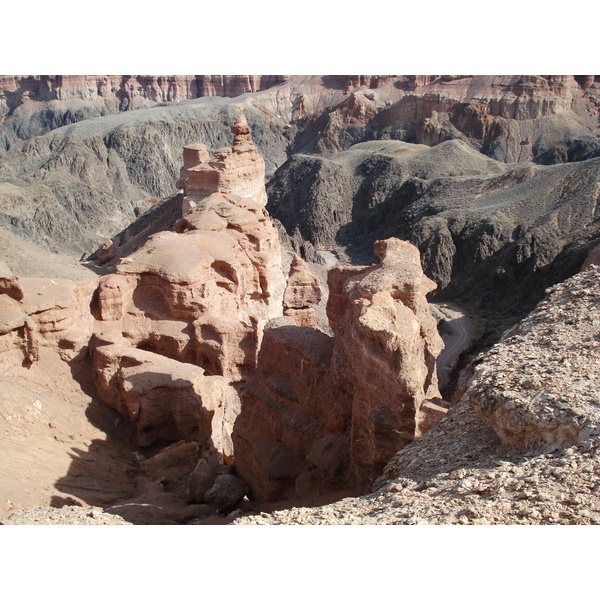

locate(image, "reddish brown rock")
[[88, 118, 286, 476], [92, 343, 239, 454], [330, 239, 442, 488], [0, 113, 447, 514], [176, 143, 211, 191], [582, 242, 600, 269], [283, 254, 323, 327], [233, 238, 444, 499], [96, 240, 118, 264], [182, 115, 268, 213], [0, 75, 290, 116]]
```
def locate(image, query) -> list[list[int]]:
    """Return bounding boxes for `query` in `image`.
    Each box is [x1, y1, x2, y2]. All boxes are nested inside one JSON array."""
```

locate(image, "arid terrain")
[[1, 75, 599, 525]]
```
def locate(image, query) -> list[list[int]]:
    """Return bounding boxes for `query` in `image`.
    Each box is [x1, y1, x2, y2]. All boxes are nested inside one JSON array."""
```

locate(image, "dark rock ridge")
[[0, 75, 290, 145], [1, 75, 599, 262], [268, 139, 600, 343]]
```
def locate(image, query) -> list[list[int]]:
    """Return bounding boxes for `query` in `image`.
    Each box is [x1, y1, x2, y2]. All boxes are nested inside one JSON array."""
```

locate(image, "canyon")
[[0, 75, 599, 525]]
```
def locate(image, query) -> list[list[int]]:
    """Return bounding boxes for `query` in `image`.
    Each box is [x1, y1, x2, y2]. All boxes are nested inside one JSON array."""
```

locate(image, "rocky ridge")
[[268, 138, 600, 356], [1, 75, 599, 261]]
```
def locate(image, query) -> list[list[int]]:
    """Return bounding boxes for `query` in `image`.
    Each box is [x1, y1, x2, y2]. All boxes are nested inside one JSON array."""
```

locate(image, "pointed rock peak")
[[232, 114, 250, 133], [231, 114, 255, 151]]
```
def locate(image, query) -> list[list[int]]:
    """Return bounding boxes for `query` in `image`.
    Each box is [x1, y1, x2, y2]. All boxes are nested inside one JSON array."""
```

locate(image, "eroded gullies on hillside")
[[0, 117, 462, 523]]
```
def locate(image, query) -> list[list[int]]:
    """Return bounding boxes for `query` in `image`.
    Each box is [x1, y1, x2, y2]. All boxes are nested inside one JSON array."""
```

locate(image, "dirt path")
[[432, 302, 476, 390]]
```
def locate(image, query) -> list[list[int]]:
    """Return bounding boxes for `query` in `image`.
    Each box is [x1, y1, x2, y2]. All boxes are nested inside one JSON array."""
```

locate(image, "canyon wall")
[[233, 238, 444, 499], [233, 263, 600, 526], [1, 75, 599, 261]]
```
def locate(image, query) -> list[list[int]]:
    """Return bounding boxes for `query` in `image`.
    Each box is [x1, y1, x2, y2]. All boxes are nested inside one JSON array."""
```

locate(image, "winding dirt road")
[[432, 302, 476, 390]]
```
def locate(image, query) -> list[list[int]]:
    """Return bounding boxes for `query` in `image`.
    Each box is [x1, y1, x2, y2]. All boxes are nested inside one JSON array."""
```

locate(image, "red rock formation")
[[176, 143, 211, 191], [182, 115, 268, 212], [330, 239, 443, 488], [0, 116, 445, 512], [89, 117, 286, 459], [196, 75, 290, 97], [283, 254, 323, 327], [232, 238, 444, 500], [233, 321, 350, 500]]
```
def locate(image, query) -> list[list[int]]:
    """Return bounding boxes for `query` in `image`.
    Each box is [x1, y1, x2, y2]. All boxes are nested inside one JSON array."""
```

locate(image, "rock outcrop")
[[180, 115, 268, 212], [233, 238, 444, 500], [459, 264, 600, 452], [0, 119, 289, 520], [89, 118, 286, 460], [233, 263, 600, 526], [1, 117, 448, 517]]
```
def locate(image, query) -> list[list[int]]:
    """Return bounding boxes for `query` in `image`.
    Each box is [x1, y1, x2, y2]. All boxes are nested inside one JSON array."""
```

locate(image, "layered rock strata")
[[90, 119, 286, 459], [233, 238, 444, 500], [2, 75, 599, 261], [0, 75, 290, 120], [180, 115, 268, 213]]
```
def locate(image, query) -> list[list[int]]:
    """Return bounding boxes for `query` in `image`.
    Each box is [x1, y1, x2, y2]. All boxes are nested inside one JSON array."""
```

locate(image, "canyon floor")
[[2, 264, 599, 526]]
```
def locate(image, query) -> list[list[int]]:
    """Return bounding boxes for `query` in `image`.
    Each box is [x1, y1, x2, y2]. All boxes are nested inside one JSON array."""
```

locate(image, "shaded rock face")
[[233, 238, 444, 500], [232, 263, 600, 526]]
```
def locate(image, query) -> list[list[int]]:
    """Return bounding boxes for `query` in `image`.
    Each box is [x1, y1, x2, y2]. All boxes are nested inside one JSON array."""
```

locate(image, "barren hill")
[[268, 139, 600, 351]]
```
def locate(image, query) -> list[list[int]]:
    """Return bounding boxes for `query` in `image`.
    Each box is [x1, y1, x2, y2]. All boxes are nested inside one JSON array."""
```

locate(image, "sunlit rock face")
[[89, 117, 286, 460]]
